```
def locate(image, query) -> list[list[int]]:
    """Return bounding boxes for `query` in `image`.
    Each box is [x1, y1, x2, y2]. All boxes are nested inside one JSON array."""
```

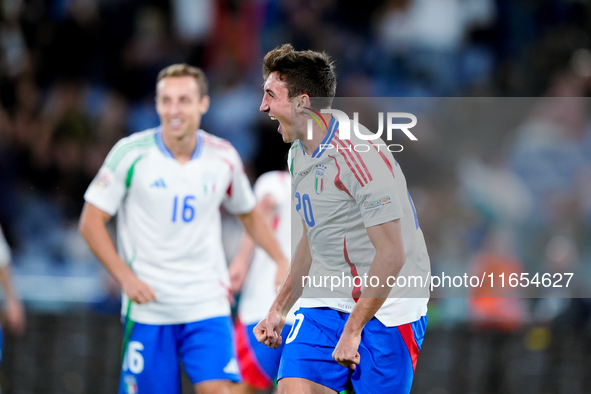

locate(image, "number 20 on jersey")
[[295, 192, 315, 227]]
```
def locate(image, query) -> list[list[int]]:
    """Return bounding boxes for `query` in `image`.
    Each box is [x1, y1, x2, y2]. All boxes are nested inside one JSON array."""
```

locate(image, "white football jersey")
[[0, 225, 11, 267], [238, 171, 300, 326], [84, 128, 256, 325], [290, 118, 430, 327]]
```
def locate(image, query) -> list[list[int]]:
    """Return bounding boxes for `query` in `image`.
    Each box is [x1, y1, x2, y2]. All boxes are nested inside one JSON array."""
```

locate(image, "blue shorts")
[[118, 316, 240, 394], [235, 320, 292, 389], [278, 308, 427, 394]]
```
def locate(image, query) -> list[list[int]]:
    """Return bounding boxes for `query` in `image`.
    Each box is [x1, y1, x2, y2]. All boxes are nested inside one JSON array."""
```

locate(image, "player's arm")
[[228, 233, 256, 294], [0, 264, 25, 335], [254, 221, 312, 349], [333, 219, 406, 369], [78, 202, 156, 304], [229, 194, 277, 292], [236, 202, 289, 290]]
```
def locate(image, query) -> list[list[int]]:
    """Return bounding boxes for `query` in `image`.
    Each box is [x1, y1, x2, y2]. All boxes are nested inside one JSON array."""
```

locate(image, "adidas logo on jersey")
[[223, 358, 239, 375], [150, 178, 166, 188]]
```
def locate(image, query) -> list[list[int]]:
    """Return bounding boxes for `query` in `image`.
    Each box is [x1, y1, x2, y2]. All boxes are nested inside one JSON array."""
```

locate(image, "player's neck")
[[162, 130, 198, 164], [300, 114, 332, 155]]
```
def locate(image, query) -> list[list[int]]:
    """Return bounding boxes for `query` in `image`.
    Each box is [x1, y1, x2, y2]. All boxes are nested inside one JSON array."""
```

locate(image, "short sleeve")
[[253, 172, 286, 202], [0, 226, 11, 267], [222, 148, 256, 215], [342, 151, 404, 228], [84, 139, 137, 216]]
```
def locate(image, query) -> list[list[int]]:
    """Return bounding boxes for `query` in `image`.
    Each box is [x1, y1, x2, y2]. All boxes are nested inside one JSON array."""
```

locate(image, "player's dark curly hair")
[[262, 44, 336, 110], [157, 63, 208, 98]]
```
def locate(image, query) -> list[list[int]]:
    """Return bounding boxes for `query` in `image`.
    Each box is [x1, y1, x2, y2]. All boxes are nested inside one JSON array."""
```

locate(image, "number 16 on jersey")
[[172, 195, 196, 222]]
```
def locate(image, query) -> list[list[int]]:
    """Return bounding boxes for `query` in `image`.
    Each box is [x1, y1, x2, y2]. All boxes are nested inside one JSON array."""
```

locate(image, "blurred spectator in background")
[[374, 0, 496, 94], [0, 224, 25, 393], [0, 224, 26, 348], [466, 228, 528, 394], [171, 0, 214, 65], [534, 234, 590, 327], [468, 229, 529, 331]]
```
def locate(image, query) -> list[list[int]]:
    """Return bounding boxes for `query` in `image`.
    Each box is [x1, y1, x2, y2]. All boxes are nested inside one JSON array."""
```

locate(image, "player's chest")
[[128, 157, 231, 209], [291, 160, 351, 228]]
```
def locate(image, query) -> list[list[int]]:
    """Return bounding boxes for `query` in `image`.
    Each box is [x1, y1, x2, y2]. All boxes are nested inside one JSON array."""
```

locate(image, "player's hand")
[[5, 297, 25, 336], [229, 259, 248, 293], [254, 308, 285, 349], [332, 330, 361, 370], [121, 275, 156, 304], [274, 258, 289, 293]]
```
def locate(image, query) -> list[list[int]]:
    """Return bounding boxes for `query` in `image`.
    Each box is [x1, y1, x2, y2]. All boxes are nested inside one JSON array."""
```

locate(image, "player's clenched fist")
[[332, 330, 361, 370], [254, 310, 285, 349]]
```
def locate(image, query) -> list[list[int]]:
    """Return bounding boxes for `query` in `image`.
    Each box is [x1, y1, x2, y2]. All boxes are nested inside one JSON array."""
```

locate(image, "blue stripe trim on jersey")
[[155, 127, 174, 159], [156, 128, 203, 161], [191, 132, 204, 160], [312, 117, 338, 158]]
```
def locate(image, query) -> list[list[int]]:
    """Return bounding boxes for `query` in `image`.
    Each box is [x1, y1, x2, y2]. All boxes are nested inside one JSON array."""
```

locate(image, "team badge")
[[203, 172, 217, 194], [92, 173, 111, 189], [123, 375, 138, 394], [363, 195, 392, 209], [314, 165, 327, 194]]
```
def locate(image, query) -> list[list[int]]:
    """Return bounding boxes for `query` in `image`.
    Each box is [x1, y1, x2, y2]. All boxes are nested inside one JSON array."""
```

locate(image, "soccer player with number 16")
[[79, 64, 289, 394]]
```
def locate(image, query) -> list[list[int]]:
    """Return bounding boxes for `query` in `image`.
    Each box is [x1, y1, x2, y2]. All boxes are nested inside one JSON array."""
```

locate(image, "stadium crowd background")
[[1, 0, 591, 393]]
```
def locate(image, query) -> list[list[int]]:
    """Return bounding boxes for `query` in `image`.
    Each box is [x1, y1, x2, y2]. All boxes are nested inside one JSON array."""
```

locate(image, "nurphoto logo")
[[304, 108, 418, 152]]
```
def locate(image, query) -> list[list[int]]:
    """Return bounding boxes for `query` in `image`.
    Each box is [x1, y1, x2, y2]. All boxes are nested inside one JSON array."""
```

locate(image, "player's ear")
[[294, 94, 310, 113], [155, 94, 163, 116], [199, 95, 210, 114]]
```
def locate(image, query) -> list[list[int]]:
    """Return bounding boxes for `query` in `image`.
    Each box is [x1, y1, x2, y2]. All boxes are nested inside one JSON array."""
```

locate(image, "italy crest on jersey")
[[315, 165, 326, 194], [123, 375, 138, 394], [203, 172, 217, 195]]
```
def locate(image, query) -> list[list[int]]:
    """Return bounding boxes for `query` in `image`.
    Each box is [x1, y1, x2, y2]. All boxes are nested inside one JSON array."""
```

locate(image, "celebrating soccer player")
[[79, 64, 289, 394], [254, 44, 431, 394]]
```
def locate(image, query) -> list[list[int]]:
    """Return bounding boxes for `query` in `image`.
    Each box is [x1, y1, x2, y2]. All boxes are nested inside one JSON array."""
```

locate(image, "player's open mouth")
[[268, 115, 282, 134]]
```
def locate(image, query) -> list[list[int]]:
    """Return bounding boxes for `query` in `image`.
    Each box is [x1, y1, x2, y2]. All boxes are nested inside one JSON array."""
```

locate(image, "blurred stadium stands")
[[1, 0, 591, 393]]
